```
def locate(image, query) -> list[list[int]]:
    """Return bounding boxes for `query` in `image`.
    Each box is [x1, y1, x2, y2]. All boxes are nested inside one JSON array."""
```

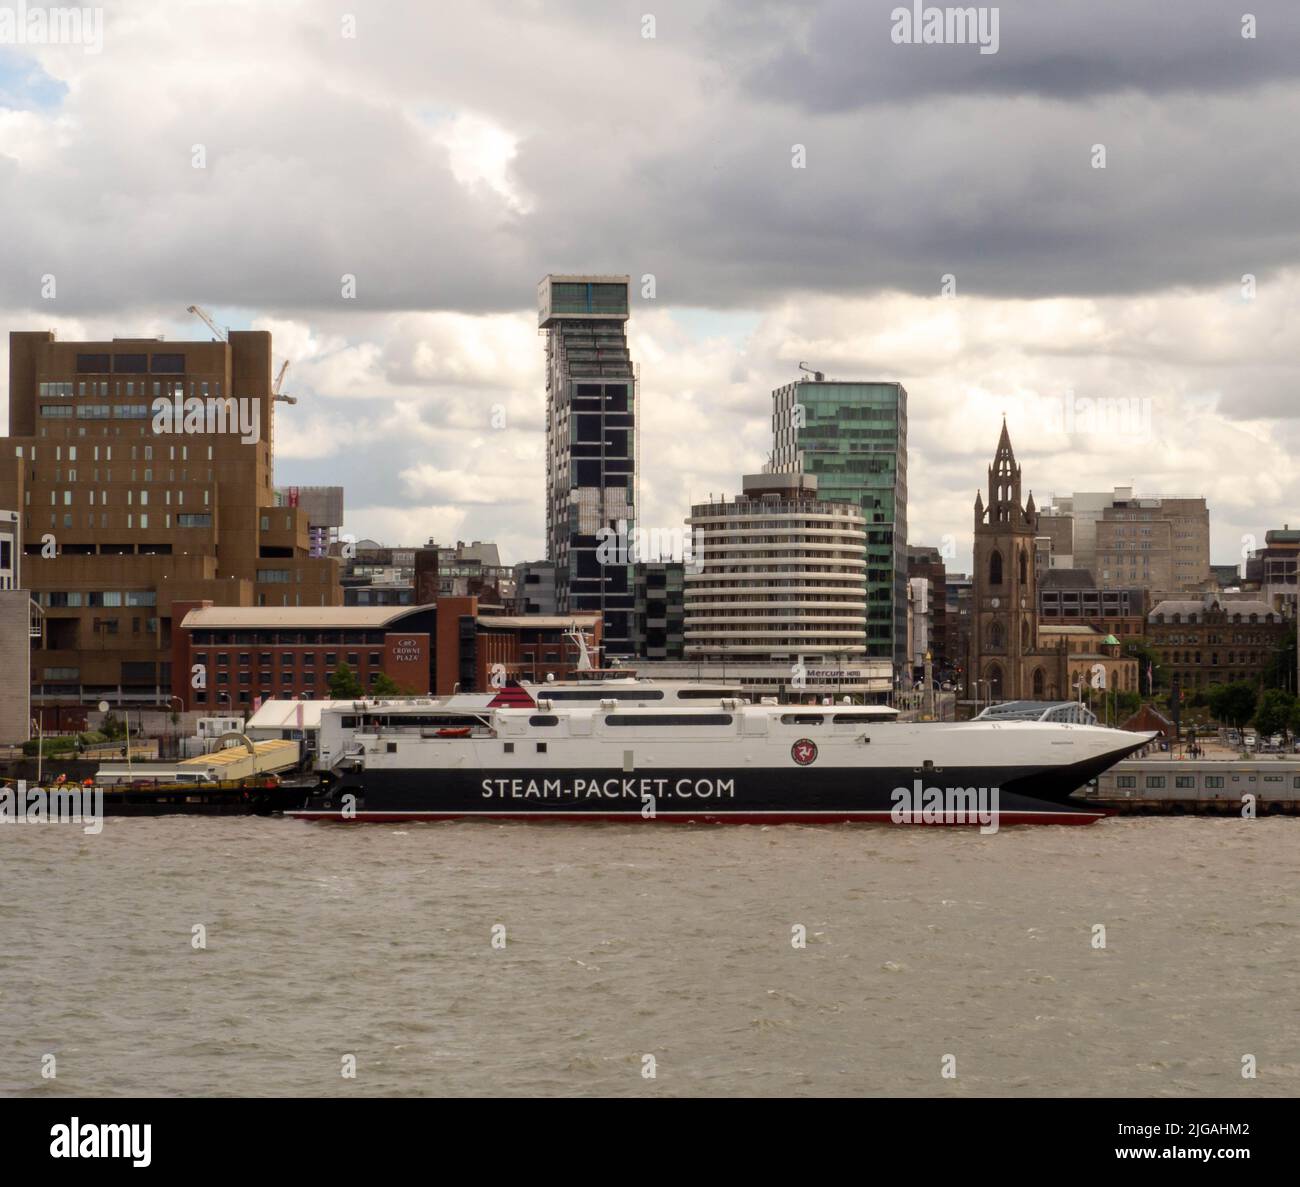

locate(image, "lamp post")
[[167, 695, 183, 759]]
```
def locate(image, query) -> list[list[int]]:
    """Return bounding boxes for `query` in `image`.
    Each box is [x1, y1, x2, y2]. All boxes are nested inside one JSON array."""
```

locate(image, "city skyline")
[[3, 1, 1300, 1132], [2, 2, 1298, 572]]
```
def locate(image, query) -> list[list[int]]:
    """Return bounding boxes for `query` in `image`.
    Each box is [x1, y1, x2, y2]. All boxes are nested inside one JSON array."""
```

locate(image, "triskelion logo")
[[791, 738, 818, 766]]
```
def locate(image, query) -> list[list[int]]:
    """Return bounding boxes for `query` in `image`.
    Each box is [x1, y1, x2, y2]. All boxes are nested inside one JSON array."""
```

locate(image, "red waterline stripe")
[[286, 810, 1105, 826]]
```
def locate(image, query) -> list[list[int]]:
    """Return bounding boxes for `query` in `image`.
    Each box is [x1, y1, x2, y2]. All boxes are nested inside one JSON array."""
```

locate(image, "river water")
[[2, 816, 1297, 1096]]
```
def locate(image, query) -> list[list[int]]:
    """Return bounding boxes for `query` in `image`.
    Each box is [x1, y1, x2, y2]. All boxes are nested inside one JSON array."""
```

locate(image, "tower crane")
[[272, 360, 297, 405], [186, 304, 297, 404], [185, 304, 227, 341]]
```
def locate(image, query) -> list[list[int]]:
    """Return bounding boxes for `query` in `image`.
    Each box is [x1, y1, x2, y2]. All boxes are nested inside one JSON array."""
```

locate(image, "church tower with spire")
[[969, 420, 1045, 701]]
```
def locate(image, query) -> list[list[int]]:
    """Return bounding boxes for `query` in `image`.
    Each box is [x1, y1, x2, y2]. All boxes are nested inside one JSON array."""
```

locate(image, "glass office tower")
[[769, 379, 908, 671], [539, 275, 636, 656]]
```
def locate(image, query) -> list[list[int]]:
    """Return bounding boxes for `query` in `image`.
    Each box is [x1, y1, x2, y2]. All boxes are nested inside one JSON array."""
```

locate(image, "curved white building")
[[685, 473, 867, 659]]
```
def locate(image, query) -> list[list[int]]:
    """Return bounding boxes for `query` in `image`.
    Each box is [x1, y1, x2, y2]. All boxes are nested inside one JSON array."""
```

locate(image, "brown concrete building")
[[1043, 490, 1211, 603], [1038, 569, 1147, 638], [172, 600, 602, 708], [1038, 624, 1139, 695], [1034, 512, 1075, 574], [1147, 595, 1286, 691], [2, 330, 340, 713]]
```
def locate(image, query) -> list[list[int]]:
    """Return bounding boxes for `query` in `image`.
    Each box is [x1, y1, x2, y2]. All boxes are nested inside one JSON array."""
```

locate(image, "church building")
[[967, 421, 1137, 704]]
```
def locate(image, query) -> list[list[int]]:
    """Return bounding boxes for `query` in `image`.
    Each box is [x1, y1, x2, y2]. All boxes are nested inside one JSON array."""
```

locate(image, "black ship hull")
[[287, 747, 1142, 826]]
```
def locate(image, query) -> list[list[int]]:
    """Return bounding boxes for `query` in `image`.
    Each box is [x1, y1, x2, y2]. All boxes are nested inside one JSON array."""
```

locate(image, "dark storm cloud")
[[725, 0, 1300, 109], [514, 84, 1300, 303], [0, 0, 1297, 318]]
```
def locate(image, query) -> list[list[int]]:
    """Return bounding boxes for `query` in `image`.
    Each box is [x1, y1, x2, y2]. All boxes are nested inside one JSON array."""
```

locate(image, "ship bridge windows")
[[781, 713, 827, 725]]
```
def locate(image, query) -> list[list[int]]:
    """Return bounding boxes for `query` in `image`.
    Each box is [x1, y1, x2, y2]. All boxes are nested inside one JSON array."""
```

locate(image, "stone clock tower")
[[969, 420, 1043, 701]]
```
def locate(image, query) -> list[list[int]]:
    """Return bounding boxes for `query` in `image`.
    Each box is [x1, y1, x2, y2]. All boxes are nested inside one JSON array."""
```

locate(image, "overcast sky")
[[2, 0, 1299, 572]]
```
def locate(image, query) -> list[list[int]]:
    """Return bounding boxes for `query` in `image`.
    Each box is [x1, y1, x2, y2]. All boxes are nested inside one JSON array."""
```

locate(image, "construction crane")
[[185, 304, 227, 342], [188, 304, 297, 405], [272, 360, 297, 405]]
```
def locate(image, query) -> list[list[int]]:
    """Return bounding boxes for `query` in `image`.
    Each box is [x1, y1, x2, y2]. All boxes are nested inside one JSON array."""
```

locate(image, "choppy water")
[[1, 816, 1297, 1097]]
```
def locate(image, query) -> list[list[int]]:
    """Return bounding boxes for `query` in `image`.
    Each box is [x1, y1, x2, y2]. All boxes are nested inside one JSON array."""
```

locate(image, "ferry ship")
[[286, 681, 1152, 826]]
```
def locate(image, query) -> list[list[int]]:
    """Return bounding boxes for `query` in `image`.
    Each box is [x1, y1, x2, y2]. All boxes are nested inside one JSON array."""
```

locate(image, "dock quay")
[[1077, 757, 1300, 815], [94, 738, 301, 786]]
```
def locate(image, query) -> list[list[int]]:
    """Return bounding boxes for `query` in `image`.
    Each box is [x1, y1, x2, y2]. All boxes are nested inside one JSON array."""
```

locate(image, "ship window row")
[[780, 713, 883, 725], [348, 715, 482, 729], [604, 714, 733, 727]]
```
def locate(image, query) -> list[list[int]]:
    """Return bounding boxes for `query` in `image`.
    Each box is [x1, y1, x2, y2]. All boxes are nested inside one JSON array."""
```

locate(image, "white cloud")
[[1, 0, 1299, 576], [430, 112, 534, 215]]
